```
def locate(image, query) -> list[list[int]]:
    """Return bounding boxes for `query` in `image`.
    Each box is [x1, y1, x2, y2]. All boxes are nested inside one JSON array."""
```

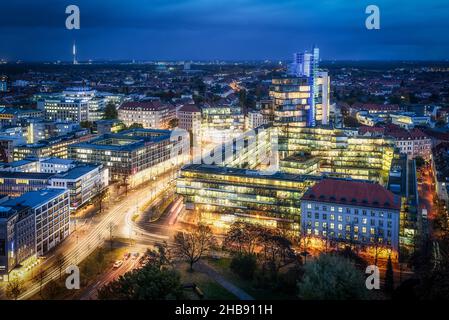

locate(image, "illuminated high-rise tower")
[[284, 46, 329, 126], [72, 41, 78, 65]]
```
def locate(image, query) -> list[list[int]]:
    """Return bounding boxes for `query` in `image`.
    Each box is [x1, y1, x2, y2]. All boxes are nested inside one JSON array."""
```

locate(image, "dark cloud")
[[0, 0, 448, 61]]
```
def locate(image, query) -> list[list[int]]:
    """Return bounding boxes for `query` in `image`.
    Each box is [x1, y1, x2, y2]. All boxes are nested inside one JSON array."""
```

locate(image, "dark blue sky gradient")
[[0, 0, 448, 61]]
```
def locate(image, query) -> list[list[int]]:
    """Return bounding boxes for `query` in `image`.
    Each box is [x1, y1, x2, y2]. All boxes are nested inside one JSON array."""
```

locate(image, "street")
[[0, 166, 181, 300]]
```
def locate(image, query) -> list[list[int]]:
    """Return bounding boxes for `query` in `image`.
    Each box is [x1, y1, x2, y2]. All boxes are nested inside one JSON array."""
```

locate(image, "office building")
[[201, 104, 245, 143], [285, 46, 330, 126], [26, 120, 81, 144], [68, 128, 188, 187], [300, 179, 401, 253], [278, 126, 395, 184], [40, 87, 107, 123], [118, 101, 175, 129], [0, 135, 26, 162], [0, 205, 35, 281], [177, 164, 321, 231], [49, 164, 109, 210], [13, 130, 92, 161], [269, 77, 312, 126], [246, 111, 269, 129], [177, 104, 202, 135], [0, 172, 53, 196], [0, 107, 44, 128], [3, 188, 70, 256], [44, 97, 89, 122]]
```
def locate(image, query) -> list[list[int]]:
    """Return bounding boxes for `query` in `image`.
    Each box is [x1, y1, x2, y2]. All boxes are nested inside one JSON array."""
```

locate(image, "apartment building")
[[118, 101, 175, 129]]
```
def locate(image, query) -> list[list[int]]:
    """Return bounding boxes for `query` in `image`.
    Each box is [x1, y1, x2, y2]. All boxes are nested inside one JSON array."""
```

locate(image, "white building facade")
[[300, 179, 401, 253]]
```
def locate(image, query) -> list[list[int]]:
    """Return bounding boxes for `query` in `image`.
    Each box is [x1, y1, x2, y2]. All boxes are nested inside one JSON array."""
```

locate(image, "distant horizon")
[[2, 58, 449, 64]]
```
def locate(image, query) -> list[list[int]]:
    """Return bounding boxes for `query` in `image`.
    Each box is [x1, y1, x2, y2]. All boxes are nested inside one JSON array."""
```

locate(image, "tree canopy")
[[97, 262, 183, 300], [103, 103, 118, 120], [298, 254, 369, 300]]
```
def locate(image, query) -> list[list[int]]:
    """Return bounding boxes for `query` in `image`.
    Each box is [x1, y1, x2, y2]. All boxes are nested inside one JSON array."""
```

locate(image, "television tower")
[[73, 41, 78, 65]]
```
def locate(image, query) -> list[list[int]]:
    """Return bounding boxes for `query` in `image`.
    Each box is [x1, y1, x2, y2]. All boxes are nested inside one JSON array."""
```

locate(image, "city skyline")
[[1, 0, 449, 61]]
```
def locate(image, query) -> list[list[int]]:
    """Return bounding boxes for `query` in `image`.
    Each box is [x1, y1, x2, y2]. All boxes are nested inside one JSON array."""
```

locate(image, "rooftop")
[[52, 164, 101, 180], [69, 129, 172, 152], [301, 179, 401, 210], [41, 158, 76, 165], [119, 101, 173, 111], [3, 188, 68, 208], [178, 104, 201, 113], [181, 163, 322, 183], [0, 171, 54, 180]]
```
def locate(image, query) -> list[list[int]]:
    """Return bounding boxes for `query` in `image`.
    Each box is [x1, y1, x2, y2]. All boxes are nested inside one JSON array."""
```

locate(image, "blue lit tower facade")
[[287, 46, 320, 127]]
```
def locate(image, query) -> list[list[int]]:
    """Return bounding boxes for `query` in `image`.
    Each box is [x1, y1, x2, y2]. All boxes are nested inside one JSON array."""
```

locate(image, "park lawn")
[[29, 241, 130, 300], [206, 257, 298, 300], [176, 262, 238, 300]]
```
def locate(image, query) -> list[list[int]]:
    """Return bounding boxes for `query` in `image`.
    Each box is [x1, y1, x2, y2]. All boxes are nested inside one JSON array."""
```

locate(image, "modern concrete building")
[[278, 126, 395, 184], [68, 128, 188, 187], [3, 189, 70, 256], [0, 205, 35, 281], [0, 172, 53, 196], [177, 163, 321, 231], [13, 130, 92, 161], [49, 164, 109, 210]]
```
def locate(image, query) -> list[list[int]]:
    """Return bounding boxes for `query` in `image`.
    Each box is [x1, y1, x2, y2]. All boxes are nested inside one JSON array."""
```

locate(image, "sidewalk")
[[194, 261, 254, 300]]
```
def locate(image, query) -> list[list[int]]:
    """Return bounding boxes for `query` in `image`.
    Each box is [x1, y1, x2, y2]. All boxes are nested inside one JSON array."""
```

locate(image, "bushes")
[[230, 253, 257, 280]]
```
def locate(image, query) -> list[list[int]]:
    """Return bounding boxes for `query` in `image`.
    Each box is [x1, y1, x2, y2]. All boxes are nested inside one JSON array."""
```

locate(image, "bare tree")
[[259, 230, 298, 278], [147, 241, 174, 269], [5, 276, 25, 300], [223, 221, 263, 255], [372, 226, 389, 266], [300, 224, 312, 263], [94, 182, 108, 213], [55, 253, 66, 280], [173, 224, 217, 271]]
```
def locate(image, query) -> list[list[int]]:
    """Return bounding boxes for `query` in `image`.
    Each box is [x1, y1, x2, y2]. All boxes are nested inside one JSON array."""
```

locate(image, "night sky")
[[0, 0, 448, 61]]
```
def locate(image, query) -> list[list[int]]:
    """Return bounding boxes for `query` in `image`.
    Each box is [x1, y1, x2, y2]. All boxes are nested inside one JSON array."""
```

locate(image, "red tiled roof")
[[352, 103, 401, 111], [119, 101, 171, 111], [359, 126, 386, 135], [302, 179, 401, 210], [386, 127, 429, 140], [179, 104, 201, 113]]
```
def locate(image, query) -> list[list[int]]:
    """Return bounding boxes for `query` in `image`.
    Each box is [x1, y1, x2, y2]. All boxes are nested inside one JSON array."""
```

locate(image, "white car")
[[113, 260, 123, 268]]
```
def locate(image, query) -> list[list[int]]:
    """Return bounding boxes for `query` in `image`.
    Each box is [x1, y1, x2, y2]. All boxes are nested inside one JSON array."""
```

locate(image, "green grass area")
[[206, 257, 298, 300], [29, 242, 130, 300], [176, 262, 238, 300]]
